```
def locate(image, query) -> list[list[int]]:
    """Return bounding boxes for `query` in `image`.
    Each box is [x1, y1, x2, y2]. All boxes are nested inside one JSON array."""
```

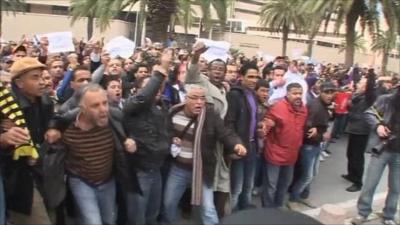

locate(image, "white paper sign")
[[263, 54, 275, 62], [43, 32, 75, 53], [105, 36, 135, 59], [197, 38, 231, 62], [291, 48, 304, 59]]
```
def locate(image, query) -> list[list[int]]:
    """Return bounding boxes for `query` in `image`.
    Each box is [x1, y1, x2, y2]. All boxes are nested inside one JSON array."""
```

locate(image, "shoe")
[[382, 219, 397, 225], [299, 199, 317, 209], [351, 215, 368, 225], [321, 151, 330, 158], [346, 184, 362, 192], [351, 214, 380, 225], [319, 155, 325, 162], [324, 149, 332, 155], [287, 202, 303, 212], [341, 174, 354, 182]]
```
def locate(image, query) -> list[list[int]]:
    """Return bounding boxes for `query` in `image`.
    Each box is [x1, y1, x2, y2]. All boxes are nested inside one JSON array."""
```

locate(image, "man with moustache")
[[288, 82, 336, 209], [163, 85, 246, 225], [1, 57, 60, 224], [61, 84, 137, 225], [261, 83, 308, 208]]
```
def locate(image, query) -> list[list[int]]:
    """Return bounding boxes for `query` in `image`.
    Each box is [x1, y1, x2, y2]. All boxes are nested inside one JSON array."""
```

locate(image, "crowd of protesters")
[[0, 34, 399, 225]]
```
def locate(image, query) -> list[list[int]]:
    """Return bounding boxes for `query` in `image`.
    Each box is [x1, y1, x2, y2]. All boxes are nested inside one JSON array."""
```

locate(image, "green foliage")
[[259, 0, 306, 34], [70, 0, 139, 32], [371, 30, 397, 54], [339, 33, 367, 53], [2, 0, 26, 15]]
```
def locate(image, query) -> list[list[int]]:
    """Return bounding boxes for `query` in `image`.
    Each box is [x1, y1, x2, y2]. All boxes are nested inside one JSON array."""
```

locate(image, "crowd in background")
[[0, 34, 400, 225]]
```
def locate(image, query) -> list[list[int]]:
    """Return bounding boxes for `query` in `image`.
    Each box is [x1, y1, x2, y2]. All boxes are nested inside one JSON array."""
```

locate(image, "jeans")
[[69, 177, 116, 225], [127, 169, 162, 225], [332, 113, 348, 138], [162, 164, 219, 225], [262, 161, 294, 208], [357, 151, 400, 220], [346, 134, 369, 186], [230, 142, 257, 210], [290, 145, 321, 201]]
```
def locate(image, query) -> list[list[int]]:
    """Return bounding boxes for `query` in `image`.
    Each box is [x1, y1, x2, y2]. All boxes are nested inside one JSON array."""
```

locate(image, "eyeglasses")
[[187, 95, 206, 101]]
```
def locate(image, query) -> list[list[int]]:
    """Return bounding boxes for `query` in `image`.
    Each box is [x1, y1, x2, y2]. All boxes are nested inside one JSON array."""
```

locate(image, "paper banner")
[[105, 36, 135, 59]]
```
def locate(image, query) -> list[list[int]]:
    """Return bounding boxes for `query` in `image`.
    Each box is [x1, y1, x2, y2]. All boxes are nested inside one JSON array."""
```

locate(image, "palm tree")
[[70, 0, 138, 40], [70, 0, 97, 40], [173, 0, 197, 42], [146, 0, 178, 42], [339, 33, 367, 53], [371, 30, 397, 73], [259, 0, 306, 56], [1, 0, 26, 35], [301, 0, 400, 67]]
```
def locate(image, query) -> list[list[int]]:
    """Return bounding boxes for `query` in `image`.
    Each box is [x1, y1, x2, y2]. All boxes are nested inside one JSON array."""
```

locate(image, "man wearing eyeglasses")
[[163, 84, 246, 225], [225, 63, 261, 211]]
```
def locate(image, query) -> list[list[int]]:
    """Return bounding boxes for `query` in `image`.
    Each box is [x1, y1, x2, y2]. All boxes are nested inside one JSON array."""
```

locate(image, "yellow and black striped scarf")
[[0, 82, 39, 160]]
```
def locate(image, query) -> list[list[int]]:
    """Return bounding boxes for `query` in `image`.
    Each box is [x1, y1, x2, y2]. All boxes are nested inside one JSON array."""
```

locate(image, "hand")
[[377, 125, 390, 138], [265, 118, 275, 128], [323, 132, 331, 141], [257, 122, 267, 137], [44, 129, 61, 144], [222, 81, 231, 92], [124, 138, 137, 153], [307, 127, 318, 138], [1, 119, 15, 131], [172, 137, 181, 146], [191, 41, 208, 56], [234, 144, 247, 157], [160, 49, 174, 70], [0, 127, 30, 147]]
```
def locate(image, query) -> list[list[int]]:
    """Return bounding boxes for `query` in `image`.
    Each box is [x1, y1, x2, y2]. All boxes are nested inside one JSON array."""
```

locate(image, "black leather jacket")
[[123, 72, 172, 171]]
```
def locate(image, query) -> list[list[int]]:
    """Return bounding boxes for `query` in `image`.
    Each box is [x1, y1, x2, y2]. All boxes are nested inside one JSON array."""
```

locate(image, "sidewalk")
[[301, 192, 394, 225]]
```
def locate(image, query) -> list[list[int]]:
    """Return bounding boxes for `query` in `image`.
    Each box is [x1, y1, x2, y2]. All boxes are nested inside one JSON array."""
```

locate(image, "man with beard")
[[288, 82, 336, 210], [260, 83, 308, 208], [351, 86, 400, 225], [61, 84, 136, 225]]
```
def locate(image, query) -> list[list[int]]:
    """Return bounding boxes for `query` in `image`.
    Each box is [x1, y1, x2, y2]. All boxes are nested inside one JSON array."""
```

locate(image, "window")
[[52, 5, 69, 15]]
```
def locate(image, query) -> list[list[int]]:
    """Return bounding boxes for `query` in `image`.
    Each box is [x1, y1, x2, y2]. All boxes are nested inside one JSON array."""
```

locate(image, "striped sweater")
[[63, 124, 115, 185]]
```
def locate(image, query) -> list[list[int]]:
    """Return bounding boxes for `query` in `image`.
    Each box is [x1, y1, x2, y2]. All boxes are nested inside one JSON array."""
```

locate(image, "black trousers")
[[346, 134, 369, 186]]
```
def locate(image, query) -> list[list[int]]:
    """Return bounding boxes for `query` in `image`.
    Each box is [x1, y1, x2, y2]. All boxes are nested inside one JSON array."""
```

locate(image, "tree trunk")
[[0, 2, 2, 36], [136, 0, 146, 46], [147, 0, 177, 42], [307, 39, 314, 58], [87, 16, 94, 40], [382, 52, 388, 74], [344, 0, 363, 67], [282, 24, 289, 56]]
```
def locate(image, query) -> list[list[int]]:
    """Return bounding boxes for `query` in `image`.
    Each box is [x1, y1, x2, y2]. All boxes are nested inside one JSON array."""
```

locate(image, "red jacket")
[[264, 98, 308, 166], [334, 91, 352, 114]]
